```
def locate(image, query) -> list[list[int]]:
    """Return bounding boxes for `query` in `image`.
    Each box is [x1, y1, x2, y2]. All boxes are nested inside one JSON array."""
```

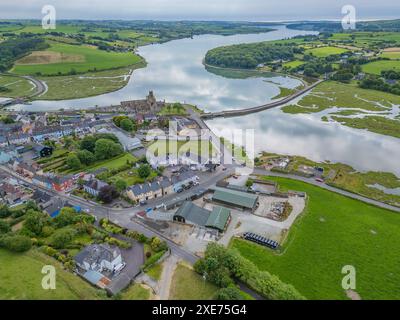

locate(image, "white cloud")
[[0, 0, 398, 20]]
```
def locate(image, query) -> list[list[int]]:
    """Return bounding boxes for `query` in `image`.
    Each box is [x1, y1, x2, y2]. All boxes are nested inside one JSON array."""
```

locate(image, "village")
[[0, 90, 309, 297]]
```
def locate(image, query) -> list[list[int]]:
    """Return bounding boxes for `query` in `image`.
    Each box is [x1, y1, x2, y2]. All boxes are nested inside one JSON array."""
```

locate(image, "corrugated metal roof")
[[174, 201, 210, 226], [212, 186, 258, 209], [206, 206, 231, 231]]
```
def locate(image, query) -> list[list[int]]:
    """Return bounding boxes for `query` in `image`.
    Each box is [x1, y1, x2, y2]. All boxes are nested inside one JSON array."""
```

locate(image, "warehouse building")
[[173, 201, 231, 233], [211, 186, 259, 212]]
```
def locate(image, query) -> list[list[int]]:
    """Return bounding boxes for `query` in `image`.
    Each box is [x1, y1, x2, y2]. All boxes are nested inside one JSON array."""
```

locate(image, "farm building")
[[211, 186, 259, 212], [173, 201, 231, 232]]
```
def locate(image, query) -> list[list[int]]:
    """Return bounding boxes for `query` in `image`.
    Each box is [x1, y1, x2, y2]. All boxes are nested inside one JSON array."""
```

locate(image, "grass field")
[[230, 176, 400, 300], [282, 81, 400, 114], [331, 115, 400, 139], [381, 51, 400, 60], [146, 263, 164, 281], [36, 65, 145, 100], [362, 60, 400, 75], [305, 46, 348, 58], [12, 42, 143, 76], [0, 249, 104, 300], [120, 283, 151, 300], [0, 74, 35, 98], [169, 263, 217, 300], [283, 60, 305, 69], [147, 140, 217, 158]]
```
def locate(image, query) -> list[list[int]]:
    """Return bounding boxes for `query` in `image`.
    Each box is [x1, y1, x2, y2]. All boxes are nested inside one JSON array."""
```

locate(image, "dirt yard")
[[16, 51, 85, 65]]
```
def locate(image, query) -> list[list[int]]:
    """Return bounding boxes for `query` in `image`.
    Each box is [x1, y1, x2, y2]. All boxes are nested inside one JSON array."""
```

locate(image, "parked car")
[[139, 200, 148, 206], [315, 178, 324, 183]]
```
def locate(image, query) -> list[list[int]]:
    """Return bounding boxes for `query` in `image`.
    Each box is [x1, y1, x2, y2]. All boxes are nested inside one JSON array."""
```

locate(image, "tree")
[[0, 235, 32, 252], [66, 154, 81, 170], [80, 135, 97, 153], [120, 118, 135, 131], [215, 287, 243, 300], [138, 164, 151, 179], [0, 205, 11, 218], [25, 200, 40, 212], [23, 210, 50, 236], [49, 228, 76, 249], [53, 207, 77, 228], [77, 150, 95, 166], [114, 179, 128, 192], [98, 185, 119, 204], [94, 139, 123, 160], [0, 220, 11, 234]]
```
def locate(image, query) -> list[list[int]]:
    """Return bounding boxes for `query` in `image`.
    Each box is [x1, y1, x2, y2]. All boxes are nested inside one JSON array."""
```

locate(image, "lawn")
[[230, 176, 400, 300], [0, 249, 104, 300], [0, 75, 35, 98], [169, 263, 218, 300], [12, 42, 144, 76], [147, 140, 217, 158], [86, 153, 137, 172], [362, 60, 400, 75], [120, 283, 151, 300], [305, 46, 348, 58], [146, 262, 164, 280]]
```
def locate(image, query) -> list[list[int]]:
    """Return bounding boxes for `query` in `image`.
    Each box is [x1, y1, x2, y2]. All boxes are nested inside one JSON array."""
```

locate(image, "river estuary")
[[12, 26, 400, 175]]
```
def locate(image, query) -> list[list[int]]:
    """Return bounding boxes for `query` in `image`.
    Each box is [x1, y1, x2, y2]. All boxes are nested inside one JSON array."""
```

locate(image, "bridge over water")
[[200, 79, 324, 120]]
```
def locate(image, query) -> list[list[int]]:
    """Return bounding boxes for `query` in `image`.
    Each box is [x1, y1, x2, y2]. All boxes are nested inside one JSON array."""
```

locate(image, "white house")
[[74, 244, 124, 273]]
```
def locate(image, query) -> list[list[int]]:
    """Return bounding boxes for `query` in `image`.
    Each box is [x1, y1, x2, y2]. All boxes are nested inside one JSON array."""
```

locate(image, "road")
[[201, 79, 324, 119], [23, 75, 47, 98], [252, 168, 400, 213]]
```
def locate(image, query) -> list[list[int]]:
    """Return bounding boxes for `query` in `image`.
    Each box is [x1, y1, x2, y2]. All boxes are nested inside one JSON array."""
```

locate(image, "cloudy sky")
[[0, 0, 398, 21]]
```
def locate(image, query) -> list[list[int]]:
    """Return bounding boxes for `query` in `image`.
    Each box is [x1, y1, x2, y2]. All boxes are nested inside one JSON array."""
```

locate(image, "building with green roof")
[[173, 201, 231, 233], [211, 186, 259, 212], [206, 206, 231, 232]]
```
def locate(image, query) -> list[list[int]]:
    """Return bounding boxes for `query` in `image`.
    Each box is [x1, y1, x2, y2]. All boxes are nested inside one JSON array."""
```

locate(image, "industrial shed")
[[173, 201, 231, 232], [211, 186, 259, 212]]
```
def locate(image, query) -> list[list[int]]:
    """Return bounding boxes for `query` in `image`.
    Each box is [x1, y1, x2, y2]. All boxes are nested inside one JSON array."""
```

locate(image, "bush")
[[0, 220, 11, 234], [215, 287, 244, 300], [195, 243, 305, 300], [1, 235, 32, 252], [49, 228, 77, 249], [0, 205, 12, 218]]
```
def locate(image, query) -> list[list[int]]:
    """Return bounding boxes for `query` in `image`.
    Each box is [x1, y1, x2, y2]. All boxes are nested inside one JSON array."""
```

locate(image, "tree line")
[[205, 43, 303, 69]]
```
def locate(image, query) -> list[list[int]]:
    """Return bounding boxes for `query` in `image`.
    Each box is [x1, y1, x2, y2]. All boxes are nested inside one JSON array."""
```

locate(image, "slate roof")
[[75, 244, 121, 266]]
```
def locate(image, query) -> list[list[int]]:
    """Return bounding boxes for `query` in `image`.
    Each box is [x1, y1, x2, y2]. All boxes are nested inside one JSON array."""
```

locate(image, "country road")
[[23, 75, 47, 98]]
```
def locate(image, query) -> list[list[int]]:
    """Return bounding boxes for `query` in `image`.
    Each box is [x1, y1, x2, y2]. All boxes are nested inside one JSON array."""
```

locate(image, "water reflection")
[[207, 109, 400, 175]]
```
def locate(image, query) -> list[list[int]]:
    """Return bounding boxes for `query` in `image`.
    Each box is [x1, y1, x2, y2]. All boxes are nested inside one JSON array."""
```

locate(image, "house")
[[83, 179, 109, 197], [33, 144, 53, 158], [0, 136, 8, 148], [74, 244, 124, 273], [50, 175, 75, 192], [0, 182, 29, 205], [126, 181, 162, 203], [0, 146, 19, 164], [7, 132, 31, 145], [32, 174, 53, 190], [211, 186, 259, 212], [13, 161, 41, 178], [173, 201, 231, 233]]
